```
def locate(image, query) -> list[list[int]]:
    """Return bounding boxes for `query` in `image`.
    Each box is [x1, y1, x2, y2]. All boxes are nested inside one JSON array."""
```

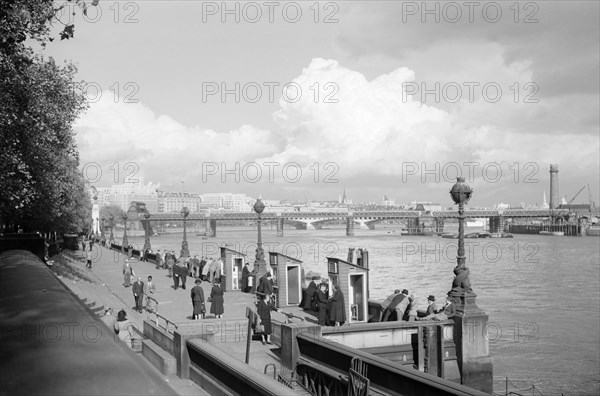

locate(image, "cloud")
[[74, 58, 599, 204]]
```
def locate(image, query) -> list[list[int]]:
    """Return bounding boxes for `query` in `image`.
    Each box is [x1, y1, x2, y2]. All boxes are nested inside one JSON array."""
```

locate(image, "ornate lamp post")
[[250, 197, 269, 293], [109, 215, 115, 245], [100, 217, 105, 238], [142, 213, 152, 253], [448, 177, 475, 304], [447, 177, 493, 393], [122, 214, 128, 253], [180, 207, 190, 258]]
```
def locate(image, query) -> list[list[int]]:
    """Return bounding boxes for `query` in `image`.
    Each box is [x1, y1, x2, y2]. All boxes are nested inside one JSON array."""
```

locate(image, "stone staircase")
[[51, 251, 144, 352]]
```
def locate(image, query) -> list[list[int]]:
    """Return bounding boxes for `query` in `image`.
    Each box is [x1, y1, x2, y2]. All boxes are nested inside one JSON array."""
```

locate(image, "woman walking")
[[123, 259, 134, 287], [113, 310, 135, 348], [210, 279, 224, 319]]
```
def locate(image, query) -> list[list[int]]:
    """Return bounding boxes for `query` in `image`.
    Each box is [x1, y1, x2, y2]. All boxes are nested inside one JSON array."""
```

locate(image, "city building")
[[97, 178, 159, 213], [157, 191, 202, 213], [199, 193, 253, 212]]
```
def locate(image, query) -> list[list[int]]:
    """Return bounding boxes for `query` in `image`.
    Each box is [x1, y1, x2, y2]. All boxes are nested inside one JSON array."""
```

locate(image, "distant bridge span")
[[131, 209, 570, 237]]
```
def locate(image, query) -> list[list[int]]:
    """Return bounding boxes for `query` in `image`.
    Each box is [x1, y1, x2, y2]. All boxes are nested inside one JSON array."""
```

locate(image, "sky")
[[39, 0, 600, 207]]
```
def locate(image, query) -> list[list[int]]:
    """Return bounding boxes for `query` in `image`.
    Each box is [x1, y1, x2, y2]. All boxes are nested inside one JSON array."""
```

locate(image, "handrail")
[[148, 310, 178, 333]]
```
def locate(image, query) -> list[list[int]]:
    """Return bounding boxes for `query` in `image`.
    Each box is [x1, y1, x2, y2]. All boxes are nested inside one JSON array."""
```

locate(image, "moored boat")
[[539, 231, 564, 236]]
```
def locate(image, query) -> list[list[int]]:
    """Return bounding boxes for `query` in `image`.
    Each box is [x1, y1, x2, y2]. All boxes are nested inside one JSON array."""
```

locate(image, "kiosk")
[[269, 252, 303, 308], [220, 247, 247, 292], [327, 248, 370, 323]]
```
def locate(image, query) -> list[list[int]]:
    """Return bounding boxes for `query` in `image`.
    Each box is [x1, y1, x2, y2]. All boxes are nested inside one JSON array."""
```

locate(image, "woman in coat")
[[191, 279, 205, 320], [113, 310, 135, 348], [316, 282, 329, 326], [329, 284, 346, 326], [256, 293, 277, 345], [123, 259, 134, 287], [210, 279, 224, 318]]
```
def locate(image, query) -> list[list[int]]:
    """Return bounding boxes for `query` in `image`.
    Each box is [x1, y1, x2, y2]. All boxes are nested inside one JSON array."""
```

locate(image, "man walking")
[[145, 275, 157, 312], [132, 277, 144, 313]]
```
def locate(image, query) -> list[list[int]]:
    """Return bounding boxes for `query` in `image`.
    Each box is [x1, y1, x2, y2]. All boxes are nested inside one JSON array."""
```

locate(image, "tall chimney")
[[549, 164, 559, 209]]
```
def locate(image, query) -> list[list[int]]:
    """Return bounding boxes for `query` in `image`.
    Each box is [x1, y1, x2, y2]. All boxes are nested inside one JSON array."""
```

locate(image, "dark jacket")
[[329, 289, 346, 323], [191, 285, 204, 302]]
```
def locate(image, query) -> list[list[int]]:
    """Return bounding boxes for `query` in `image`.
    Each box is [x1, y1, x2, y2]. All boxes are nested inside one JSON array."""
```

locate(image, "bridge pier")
[[346, 215, 355, 236], [276, 217, 284, 237], [205, 219, 217, 237], [488, 216, 504, 233]]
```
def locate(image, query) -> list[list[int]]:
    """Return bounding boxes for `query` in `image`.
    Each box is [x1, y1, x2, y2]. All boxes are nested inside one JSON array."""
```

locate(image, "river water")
[[127, 224, 600, 395]]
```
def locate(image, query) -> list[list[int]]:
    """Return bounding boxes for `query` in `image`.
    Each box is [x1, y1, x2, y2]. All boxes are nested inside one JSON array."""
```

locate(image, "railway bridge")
[[122, 208, 571, 238]]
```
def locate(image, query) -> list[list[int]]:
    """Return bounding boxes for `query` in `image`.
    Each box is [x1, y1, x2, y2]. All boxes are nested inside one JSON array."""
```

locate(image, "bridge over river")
[[127, 208, 571, 237]]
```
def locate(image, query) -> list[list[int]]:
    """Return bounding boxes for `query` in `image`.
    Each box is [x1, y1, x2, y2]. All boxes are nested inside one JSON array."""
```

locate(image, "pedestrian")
[[145, 275, 157, 312], [167, 253, 174, 278], [329, 283, 346, 326], [86, 250, 92, 269], [407, 293, 419, 321], [302, 277, 319, 310], [241, 262, 251, 293], [123, 259, 134, 287], [173, 260, 181, 290], [155, 249, 162, 270], [180, 259, 188, 290], [132, 277, 144, 313], [114, 309, 135, 348], [316, 282, 329, 326], [191, 279, 205, 320], [210, 279, 224, 318], [256, 293, 278, 345]]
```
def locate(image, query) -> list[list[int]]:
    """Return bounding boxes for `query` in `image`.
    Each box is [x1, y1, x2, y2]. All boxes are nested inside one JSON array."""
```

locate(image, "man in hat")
[[423, 295, 438, 317], [382, 289, 409, 321], [191, 278, 205, 320], [144, 276, 157, 312], [241, 262, 251, 293], [132, 276, 144, 313]]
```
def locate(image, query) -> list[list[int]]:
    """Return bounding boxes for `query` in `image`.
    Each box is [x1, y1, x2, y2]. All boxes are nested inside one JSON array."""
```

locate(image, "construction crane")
[[567, 185, 588, 205]]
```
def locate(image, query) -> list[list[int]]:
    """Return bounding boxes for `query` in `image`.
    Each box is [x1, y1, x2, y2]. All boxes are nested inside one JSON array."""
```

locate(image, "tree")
[[100, 205, 127, 226], [0, 0, 98, 233]]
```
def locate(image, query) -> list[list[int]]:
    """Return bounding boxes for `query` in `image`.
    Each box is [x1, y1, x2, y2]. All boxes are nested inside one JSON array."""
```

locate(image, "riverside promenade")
[[54, 244, 314, 393]]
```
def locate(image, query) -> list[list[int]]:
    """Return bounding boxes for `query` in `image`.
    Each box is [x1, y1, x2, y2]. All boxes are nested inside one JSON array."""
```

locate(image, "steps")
[[142, 339, 177, 375]]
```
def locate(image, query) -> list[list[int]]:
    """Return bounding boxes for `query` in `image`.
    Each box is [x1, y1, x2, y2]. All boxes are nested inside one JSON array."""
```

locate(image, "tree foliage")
[[0, 0, 98, 233], [100, 205, 127, 226]]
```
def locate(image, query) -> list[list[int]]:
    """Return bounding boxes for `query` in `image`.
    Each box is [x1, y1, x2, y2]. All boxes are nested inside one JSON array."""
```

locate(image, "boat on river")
[[441, 233, 458, 239], [539, 230, 564, 236], [490, 232, 514, 238]]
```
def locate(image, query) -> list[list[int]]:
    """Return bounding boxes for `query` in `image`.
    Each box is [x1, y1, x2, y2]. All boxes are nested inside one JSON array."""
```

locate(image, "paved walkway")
[[56, 244, 317, 389]]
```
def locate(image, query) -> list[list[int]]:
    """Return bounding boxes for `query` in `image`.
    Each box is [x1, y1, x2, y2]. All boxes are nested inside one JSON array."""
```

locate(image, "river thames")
[[127, 224, 600, 395]]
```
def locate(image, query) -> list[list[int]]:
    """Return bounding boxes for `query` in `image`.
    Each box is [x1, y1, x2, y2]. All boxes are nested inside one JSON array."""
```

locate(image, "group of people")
[[300, 277, 347, 327], [380, 289, 456, 322], [190, 277, 225, 320], [151, 251, 224, 284]]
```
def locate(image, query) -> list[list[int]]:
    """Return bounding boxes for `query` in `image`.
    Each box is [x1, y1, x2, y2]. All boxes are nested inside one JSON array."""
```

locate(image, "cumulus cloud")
[[74, 58, 598, 204]]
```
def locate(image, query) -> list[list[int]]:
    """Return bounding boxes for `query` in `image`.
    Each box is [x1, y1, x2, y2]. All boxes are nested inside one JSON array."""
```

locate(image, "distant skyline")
[[38, 1, 599, 207]]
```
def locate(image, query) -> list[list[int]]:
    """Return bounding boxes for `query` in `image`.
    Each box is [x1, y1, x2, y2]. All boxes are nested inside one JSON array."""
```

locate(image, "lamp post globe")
[[450, 177, 473, 205]]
